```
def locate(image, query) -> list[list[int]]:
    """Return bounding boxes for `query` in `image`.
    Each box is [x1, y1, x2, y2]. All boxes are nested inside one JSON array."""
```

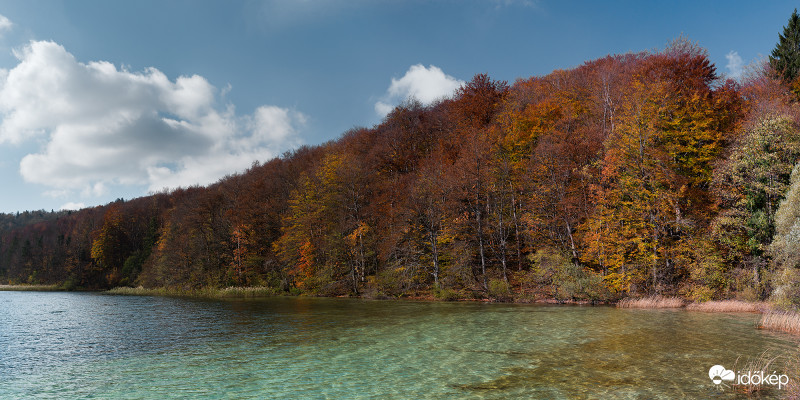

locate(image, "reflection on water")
[[0, 292, 796, 399]]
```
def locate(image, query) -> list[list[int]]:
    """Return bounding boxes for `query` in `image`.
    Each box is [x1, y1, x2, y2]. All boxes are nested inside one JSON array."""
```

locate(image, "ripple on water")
[[0, 293, 797, 399]]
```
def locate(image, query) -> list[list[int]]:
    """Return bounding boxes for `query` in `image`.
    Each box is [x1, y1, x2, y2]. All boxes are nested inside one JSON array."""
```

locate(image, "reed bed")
[[106, 286, 280, 299], [214, 286, 281, 298], [759, 311, 800, 335], [0, 284, 61, 291], [616, 296, 685, 309], [685, 300, 769, 313]]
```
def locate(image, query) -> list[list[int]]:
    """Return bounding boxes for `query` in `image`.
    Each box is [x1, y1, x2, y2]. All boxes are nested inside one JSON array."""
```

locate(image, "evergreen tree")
[[770, 9, 800, 84]]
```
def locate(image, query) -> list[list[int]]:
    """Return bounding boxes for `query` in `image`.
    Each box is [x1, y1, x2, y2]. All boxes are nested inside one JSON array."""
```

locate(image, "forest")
[[4, 14, 800, 306]]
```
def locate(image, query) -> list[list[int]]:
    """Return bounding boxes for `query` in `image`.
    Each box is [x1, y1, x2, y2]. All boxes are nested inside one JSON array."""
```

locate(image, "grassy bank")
[[105, 286, 283, 299]]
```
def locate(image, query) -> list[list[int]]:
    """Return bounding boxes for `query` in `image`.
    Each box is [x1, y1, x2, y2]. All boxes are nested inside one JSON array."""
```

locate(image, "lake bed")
[[0, 291, 796, 399]]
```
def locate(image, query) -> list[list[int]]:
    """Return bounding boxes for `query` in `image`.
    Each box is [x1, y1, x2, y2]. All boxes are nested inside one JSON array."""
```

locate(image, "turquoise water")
[[0, 292, 796, 399]]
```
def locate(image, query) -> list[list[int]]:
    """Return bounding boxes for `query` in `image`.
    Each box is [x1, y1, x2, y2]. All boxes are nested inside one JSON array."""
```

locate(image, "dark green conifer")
[[770, 9, 800, 84]]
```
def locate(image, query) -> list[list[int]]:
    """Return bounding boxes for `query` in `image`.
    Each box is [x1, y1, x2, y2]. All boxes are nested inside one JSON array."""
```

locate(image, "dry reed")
[[686, 300, 768, 313], [759, 311, 800, 335], [784, 354, 800, 399], [0, 284, 61, 291], [616, 296, 685, 309], [731, 351, 785, 395]]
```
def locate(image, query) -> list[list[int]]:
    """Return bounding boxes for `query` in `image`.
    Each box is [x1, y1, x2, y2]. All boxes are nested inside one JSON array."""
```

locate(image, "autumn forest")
[[4, 16, 800, 306]]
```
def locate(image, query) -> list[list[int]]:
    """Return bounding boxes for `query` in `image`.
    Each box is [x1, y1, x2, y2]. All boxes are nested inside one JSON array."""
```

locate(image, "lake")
[[0, 291, 796, 399]]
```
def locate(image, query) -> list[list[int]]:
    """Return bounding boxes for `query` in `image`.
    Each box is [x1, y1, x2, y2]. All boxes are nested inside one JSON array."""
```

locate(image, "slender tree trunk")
[[651, 216, 659, 295], [430, 229, 439, 285], [351, 232, 360, 296], [477, 207, 487, 290], [498, 193, 508, 283], [236, 231, 242, 282], [500, 240, 508, 283], [351, 263, 359, 295], [511, 191, 523, 271], [358, 230, 365, 282], [472, 156, 488, 291], [565, 219, 577, 260]]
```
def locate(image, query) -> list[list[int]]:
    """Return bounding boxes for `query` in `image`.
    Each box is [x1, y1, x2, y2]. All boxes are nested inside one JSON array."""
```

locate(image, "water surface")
[[0, 292, 796, 399]]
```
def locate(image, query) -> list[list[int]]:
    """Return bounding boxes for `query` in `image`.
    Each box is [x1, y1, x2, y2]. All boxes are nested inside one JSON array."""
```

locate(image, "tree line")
[[5, 15, 800, 304]]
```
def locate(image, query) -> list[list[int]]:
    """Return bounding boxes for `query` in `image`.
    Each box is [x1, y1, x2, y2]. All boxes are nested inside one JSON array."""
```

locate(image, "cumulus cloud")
[[725, 50, 744, 80], [59, 202, 85, 211], [375, 64, 463, 117], [0, 40, 304, 196]]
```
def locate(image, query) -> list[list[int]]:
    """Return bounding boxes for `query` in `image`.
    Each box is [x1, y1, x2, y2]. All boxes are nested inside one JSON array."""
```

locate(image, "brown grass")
[[759, 311, 800, 335], [686, 300, 769, 313], [616, 296, 685, 309]]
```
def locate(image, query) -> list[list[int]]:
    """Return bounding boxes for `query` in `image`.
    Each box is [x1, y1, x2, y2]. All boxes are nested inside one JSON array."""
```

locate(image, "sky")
[[0, 0, 795, 213]]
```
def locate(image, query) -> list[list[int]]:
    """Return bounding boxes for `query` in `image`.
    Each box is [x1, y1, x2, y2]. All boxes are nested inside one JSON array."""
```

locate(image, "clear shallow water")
[[0, 292, 796, 399]]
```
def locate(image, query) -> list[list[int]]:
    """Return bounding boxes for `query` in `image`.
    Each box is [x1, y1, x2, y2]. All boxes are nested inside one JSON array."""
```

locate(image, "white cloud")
[[0, 14, 13, 37], [59, 202, 85, 211], [0, 40, 304, 197], [725, 50, 744, 80], [375, 64, 464, 117]]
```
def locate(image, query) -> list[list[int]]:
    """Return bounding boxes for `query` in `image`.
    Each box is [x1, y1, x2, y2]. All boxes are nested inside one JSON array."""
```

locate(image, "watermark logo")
[[709, 364, 790, 390], [708, 365, 735, 385]]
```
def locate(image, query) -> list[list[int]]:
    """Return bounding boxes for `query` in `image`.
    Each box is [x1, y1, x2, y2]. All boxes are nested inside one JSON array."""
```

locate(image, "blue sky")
[[0, 0, 794, 213]]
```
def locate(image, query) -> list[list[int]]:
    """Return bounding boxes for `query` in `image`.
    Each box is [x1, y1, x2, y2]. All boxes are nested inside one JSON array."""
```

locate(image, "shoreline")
[[98, 289, 800, 336], [0, 284, 62, 292], [103, 285, 618, 305], [0, 284, 772, 310], [6, 285, 800, 336]]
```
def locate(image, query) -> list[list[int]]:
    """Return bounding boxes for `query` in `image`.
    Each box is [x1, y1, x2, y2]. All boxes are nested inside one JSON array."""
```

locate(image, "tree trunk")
[[430, 230, 439, 285], [511, 191, 523, 271], [565, 218, 578, 260], [477, 207, 487, 290]]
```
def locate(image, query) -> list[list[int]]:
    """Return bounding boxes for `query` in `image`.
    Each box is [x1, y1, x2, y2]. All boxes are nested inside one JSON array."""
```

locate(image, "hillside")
[[3, 38, 800, 304]]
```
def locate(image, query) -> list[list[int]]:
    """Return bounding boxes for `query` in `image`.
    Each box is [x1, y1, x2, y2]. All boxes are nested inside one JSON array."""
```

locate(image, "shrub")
[[685, 285, 715, 303], [369, 268, 407, 297], [736, 286, 760, 302], [60, 277, 78, 291], [432, 285, 461, 301], [579, 270, 613, 303], [528, 248, 613, 302], [488, 279, 512, 301]]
